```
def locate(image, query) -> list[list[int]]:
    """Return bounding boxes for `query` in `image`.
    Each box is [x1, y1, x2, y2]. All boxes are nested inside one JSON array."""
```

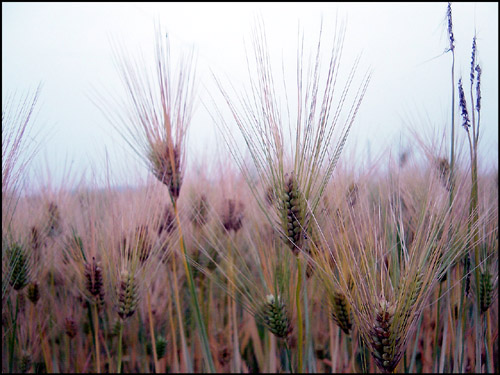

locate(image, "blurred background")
[[2, 2, 498, 190]]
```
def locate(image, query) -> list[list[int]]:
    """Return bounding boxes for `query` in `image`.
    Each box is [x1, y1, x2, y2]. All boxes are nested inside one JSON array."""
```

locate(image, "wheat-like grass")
[[1, 4, 497, 374]]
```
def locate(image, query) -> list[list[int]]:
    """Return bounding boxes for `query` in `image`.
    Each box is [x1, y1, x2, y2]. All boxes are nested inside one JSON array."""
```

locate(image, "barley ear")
[[7, 243, 31, 291], [149, 141, 182, 200], [261, 294, 293, 339], [330, 291, 353, 335], [65, 317, 78, 339], [479, 271, 493, 314], [84, 256, 105, 310], [117, 269, 139, 320], [222, 199, 244, 233], [19, 351, 32, 373], [27, 282, 40, 305], [282, 173, 305, 255], [155, 335, 168, 359], [369, 298, 401, 373]]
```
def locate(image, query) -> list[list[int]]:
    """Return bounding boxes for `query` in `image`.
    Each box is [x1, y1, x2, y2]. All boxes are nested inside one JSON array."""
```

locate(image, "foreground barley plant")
[[210, 19, 370, 371], [95, 26, 217, 372]]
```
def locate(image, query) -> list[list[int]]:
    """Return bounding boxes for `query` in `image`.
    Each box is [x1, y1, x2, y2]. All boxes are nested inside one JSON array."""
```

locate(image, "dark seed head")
[[27, 282, 40, 305]]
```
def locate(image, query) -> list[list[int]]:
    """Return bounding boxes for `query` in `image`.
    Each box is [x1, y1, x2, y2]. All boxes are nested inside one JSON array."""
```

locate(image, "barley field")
[[2, 3, 498, 374]]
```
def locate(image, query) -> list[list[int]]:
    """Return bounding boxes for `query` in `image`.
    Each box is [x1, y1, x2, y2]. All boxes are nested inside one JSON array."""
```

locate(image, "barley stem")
[[284, 339, 293, 373], [167, 294, 179, 372], [485, 310, 493, 372], [408, 314, 423, 373], [269, 330, 276, 372], [147, 291, 159, 373], [433, 281, 442, 366], [438, 301, 450, 373], [329, 319, 338, 373], [7, 294, 19, 373], [449, 48, 456, 207], [65, 334, 71, 373], [296, 256, 304, 373], [228, 236, 241, 373], [38, 319, 53, 373], [173, 201, 215, 372], [117, 320, 123, 373], [457, 264, 468, 372], [93, 302, 101, 373], [170, 253, 191, 372]]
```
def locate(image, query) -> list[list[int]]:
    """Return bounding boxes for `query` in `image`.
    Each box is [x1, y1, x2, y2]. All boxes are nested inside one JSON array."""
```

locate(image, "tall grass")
[[2, 6, 498, 374]]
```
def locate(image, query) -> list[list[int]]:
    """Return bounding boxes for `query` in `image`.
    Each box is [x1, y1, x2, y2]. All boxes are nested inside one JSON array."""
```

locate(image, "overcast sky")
[[2, 2, 498, 189]]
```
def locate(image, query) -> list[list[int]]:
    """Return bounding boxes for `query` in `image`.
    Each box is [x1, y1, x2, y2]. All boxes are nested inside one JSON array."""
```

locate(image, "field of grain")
[[2, 3, 497, 374]]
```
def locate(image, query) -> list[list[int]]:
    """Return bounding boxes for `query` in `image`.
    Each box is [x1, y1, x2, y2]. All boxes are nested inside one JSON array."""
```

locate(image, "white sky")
[[2, 2, 498, 189]]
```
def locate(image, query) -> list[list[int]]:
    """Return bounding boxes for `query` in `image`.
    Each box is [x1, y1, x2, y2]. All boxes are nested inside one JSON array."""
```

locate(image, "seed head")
[[46, 201, 62, 237], [65, 317, 78, 339], [190, 194, 208, 228], [7, 243, 30, 291], [155, 335, 168, 359], [458, 78, 470, 130], [221, 198, 244, 233], [158, 205, 176, 235], [369, 298, 401, 373], [464, 254, 471, 298], [330, 291, 353, 335], [398, 269, 423, 326], [480, 271, 493, 314], [282, 173, 305, 255], [475, 64, 482, 112], [470, 37, 477, 83], [436, 157, 451, 191], [446, 3, 455, 52], [149, 141, 182, 200], [260, 294, 293, 339], [30, 226, 42, 253], [217, 346, 232, 366], [346, 182, 359, 208], [27, 282, 40, 305], [19, 351, 32, 373], [84, 257, 105, 309], [134, 225, 153, 263], [117, 269, 139, 320]]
